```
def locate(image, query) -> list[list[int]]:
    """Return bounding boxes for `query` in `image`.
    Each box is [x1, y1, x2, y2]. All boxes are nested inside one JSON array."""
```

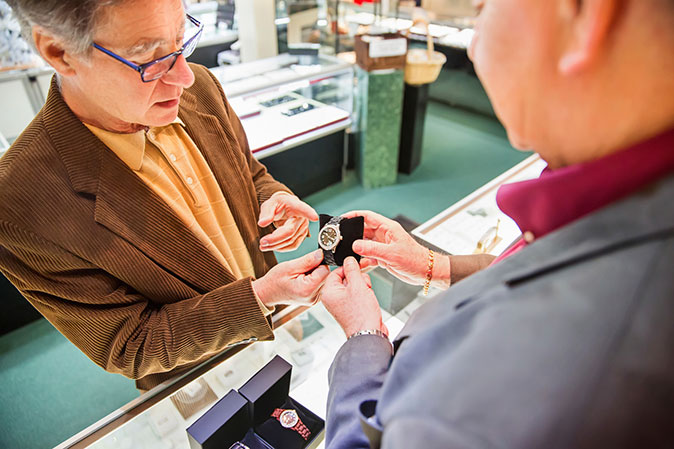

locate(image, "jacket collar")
[[43, 75, 236, 292], [83, 117, 185, 171], [501, 173, 674, 286], [395, 172, 674, 346], [42, 76, 104, 196], [497, 127, 674, 242]]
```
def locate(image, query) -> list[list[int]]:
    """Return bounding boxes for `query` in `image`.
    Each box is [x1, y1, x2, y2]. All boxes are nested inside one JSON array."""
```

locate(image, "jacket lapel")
[[501, 174, 674, 286], [178, 90, 266, 275], [95, 149, 236, 291], [44, 76, 235, 293]]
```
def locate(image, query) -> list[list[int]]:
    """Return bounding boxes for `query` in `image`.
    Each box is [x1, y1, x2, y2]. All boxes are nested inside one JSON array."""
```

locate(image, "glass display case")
[[211, 53, 353, 154], [55, 267, 435, 449], [53, 155, 535, 449], [184, 1, 239, 67], [0, 64, 53, 144], [280, 0, 477, 56], [209, 53, 354, 197], [210, 53, 353, 113]]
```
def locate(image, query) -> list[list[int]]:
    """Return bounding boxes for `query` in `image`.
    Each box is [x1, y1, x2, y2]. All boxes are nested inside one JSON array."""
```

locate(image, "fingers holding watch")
[[252, 250, 330, 308], [342, 210, 397, 242], [320, 257, 385, 337]]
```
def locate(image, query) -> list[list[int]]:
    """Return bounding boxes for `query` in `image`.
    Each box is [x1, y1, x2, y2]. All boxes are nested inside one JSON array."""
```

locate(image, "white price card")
[[369, 37, 407, 58]]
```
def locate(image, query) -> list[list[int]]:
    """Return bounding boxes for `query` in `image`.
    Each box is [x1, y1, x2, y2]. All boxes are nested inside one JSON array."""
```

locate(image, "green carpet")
[[0, 319, 139, 448], [0, 101, 529, 449]]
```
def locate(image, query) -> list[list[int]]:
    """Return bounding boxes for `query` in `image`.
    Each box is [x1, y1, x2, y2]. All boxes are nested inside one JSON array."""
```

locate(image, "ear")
[[558, 0, 621, 74], [32, 27, 77, 77]]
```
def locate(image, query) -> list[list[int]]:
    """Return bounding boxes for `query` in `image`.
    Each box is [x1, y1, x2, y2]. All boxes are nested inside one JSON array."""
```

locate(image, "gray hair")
[[4, 0, 126, 55]]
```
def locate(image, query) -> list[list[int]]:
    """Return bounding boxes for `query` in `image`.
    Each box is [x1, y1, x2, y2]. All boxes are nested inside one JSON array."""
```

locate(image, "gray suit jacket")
[[326, 172, 674, 449]]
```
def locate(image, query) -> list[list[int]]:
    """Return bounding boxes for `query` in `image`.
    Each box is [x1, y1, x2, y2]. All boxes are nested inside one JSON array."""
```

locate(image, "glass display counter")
[[209, 53, 354, 159], [210, 53, 353, 113], [0, 64, 53, 143], [54, 155, 540, 449], [55, 268, 434, 449], [412, 155, 546, 255], [210, 53, 355, 197]]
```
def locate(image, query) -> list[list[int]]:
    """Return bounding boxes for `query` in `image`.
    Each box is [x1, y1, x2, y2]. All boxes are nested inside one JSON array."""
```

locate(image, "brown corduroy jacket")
[[0, 64, 291, 390]]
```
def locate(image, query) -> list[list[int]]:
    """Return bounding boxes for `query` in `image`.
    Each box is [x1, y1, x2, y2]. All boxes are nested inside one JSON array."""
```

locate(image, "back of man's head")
[[469, 0, 674, 168]]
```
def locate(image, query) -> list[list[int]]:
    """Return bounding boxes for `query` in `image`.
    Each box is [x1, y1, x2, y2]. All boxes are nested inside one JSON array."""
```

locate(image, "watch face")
[[279, 409, 299, 428], [319, 225, 339, 250]]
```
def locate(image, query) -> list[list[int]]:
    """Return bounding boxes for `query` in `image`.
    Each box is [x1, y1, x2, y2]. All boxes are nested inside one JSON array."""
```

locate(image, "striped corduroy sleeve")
[[0, 219, 275, 384]]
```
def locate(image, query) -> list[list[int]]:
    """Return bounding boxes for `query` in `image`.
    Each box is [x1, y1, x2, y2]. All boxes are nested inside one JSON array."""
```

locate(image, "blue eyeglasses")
[[92, 14, 204, 82]]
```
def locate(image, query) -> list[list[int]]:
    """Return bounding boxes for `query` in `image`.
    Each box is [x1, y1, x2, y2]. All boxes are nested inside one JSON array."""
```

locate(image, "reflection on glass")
[[474, 218, 502, 254], [86, 274, 429, 449]]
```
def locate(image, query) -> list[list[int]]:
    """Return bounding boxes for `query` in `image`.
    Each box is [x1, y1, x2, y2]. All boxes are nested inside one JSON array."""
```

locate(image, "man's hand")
[[320, 257, 386, 337], [258, 192, 319, 252], [252, 250, 330, 308], [344, 210, 433, 285], [344, 210, 451, 289]]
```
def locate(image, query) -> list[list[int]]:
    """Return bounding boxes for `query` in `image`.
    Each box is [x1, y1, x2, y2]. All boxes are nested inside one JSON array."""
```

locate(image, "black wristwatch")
[[318, 216, 344, 265]]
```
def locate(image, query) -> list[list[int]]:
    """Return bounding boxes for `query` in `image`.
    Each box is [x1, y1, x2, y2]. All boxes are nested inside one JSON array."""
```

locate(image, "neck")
[[60, 79, 147, 134], [541, 85, 674, 170]]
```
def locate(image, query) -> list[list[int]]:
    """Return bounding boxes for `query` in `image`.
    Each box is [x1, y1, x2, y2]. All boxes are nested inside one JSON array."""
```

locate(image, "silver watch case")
[[318, 224, 342, 252]]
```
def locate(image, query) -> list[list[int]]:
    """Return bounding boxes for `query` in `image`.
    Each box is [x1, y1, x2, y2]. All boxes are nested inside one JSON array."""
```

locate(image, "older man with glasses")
[[0, 0, 329, 391]]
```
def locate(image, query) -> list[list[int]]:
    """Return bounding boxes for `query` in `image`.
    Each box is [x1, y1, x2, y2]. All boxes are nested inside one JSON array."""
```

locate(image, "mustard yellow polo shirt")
[[86, 119, 274, 314]]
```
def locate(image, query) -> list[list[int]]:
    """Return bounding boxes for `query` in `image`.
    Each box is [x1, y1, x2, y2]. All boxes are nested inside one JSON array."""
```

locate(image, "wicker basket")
[[402, 19, 447, 85]]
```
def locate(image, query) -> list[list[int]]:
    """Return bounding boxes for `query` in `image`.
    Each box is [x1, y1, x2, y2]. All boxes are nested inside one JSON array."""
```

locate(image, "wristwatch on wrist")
[[271, 408, 312, 440], [318, 216, 344, 265]]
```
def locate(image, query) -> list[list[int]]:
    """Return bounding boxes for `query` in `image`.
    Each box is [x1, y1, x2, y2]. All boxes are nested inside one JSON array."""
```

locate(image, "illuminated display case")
[[56, 267, 431, 449], [210, 53, 355, 197]]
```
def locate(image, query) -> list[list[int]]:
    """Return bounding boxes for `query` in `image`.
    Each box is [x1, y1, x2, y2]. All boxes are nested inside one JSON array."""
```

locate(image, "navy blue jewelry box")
[[187, 355, 325, 449]]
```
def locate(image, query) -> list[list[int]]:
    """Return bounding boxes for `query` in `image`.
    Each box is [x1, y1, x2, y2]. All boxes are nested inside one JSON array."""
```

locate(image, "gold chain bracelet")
[[423, 249, 434, 296]]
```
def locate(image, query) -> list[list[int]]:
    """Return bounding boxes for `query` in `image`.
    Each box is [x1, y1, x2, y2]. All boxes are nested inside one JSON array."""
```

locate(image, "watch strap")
[[348, 329, 394, 354], [348, 329, 389, 340], [293, 420, 311, 440], [323, 249, 337, 265], [327, 215, 344, 226]]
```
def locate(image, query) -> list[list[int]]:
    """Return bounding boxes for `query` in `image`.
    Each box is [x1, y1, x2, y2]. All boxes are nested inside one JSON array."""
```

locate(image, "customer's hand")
[[258, 192, 318, 252], [252, 250, 330, 308], [320, 257, 386, 337], [343, 210, 435, 285]]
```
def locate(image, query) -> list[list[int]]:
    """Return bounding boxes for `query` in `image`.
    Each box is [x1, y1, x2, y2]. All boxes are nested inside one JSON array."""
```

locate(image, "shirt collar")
[[84, 117, 184, 171], [496, 127, 674, 241]]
